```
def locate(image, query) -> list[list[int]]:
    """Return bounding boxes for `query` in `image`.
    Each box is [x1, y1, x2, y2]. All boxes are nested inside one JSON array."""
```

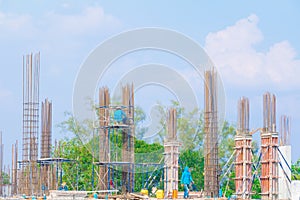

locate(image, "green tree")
[[292, 159, 300, 180], [54, 137, 93, 191], [156, 101, 238, 196], [1, 172, 10, 185], [156, 100, 204, 151], [135, 106, 147, 139], [179, 149, 204, 191], [56, 101, 263, 197], [56, 107, 162, 191]]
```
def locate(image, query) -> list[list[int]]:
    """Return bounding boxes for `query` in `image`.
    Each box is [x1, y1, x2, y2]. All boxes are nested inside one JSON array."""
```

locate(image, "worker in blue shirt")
[[181, 166, 194, 199], [114, 107, 127, 124]]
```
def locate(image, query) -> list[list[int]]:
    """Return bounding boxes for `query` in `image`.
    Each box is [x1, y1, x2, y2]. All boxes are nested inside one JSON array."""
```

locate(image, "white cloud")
[[205, 14, 300, 88], [0, 5, 121, 86], [45, 6, 120, 36], [0, 86, 12, 100], [0, 11, 33, 34], [61, 3, 71, 9], [0, 5, 120, 39]]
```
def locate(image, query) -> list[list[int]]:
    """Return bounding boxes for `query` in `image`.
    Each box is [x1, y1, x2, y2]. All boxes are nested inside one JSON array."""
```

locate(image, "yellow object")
[[172, 189, 178, 199], [156, 189, 164, 199], [141, 189, 148, 195]]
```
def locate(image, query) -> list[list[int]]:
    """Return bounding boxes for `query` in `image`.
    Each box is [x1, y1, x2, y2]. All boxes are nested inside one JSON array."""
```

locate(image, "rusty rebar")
[[21, 52, 40, 195], [280, 115, 290, 146], [204, 68, 219, 197], [261, 92, 278, 200], [235, 97, 252, 199]]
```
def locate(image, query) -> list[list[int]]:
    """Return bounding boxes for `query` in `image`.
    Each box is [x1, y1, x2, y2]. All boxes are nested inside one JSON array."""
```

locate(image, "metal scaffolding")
[[164, 108, 179, 198], [234, 97, 252, 199], [260, 92, 278, 200], [96, 84, 135, 193], [20, 52, 40, 195], [204, 68, 219, 197]]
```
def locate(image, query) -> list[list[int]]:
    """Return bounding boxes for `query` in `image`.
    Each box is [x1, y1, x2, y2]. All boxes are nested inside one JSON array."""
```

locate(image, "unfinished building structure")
[[204, 68, 219, 197], [19, 52, 40, 195], [260, 92, 279, 200], [40, 99, 52, 160], [98, 86, 110, 191], [38, 98, 57, 193], [278, 115, 291, 200], [96, 84, 135, 193], [164, 108, 179, 198], [11, 141, 18, 195], [15, 53, 59, 196], [234, 97, 252, 199]]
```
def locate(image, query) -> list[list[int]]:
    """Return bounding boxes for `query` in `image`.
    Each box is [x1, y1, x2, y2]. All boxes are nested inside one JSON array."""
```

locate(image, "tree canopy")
[[54, 101, 299, 198]]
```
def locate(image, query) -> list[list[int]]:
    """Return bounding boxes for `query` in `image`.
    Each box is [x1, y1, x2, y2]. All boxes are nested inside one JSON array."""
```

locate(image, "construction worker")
[[59, 182, 68, 191], [109, 179, 115, 189], [114, 107, 127, 124], [93, 193, 98, 199], [181, 166, 194, 199]]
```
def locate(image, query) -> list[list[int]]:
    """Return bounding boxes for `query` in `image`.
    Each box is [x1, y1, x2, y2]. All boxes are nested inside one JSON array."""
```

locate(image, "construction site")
[[0, 52, 299, 200]]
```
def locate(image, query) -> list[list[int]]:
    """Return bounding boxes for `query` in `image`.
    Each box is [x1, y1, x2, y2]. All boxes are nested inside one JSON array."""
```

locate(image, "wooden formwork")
[[164, 108, 179, 198], [260, 92, 278, 200], [234, 97, 252, 199], [234, 135, 252, 198], [260, 132, 279, 200]]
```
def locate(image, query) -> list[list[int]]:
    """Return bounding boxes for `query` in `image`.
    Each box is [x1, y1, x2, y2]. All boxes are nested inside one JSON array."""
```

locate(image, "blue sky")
[[0, 0, 299, 165]]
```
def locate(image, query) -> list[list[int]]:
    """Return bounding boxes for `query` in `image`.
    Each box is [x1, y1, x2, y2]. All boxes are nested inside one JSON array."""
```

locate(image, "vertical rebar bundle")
[[263, 92, 276, 133], [121, 84, 135, 193], [21, 52, 40, 195], [261, 92, 278, 200], [164, 108, 179, 198], [237, 97, 249, 134], [204, 69, 219, 197], [40, 99, 53, 194], [235, 97, 252, 199], [97, 84, 135, 193], [280, 115, 290, 146], [278, 116, 291, 199], [40, 99, 52, 158], [166, 108, 177, 141], [11, 141, 18, 195], [98, 87, 110, 190]]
